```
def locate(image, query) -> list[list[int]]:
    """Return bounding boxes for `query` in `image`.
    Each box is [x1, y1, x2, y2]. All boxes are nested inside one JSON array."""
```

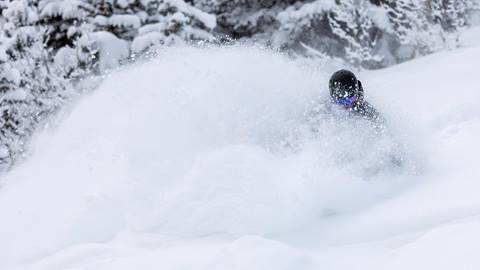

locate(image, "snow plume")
[[0, 46, 417, 266]]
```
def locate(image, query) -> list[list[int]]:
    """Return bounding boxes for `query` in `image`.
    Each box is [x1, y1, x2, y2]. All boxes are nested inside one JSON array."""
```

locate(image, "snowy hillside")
[[1, 28, 480, 270]]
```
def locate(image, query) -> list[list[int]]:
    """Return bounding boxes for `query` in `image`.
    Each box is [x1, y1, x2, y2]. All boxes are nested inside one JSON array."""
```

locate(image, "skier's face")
[[332, 84, 358, 108], [335, 94, 358, 108]]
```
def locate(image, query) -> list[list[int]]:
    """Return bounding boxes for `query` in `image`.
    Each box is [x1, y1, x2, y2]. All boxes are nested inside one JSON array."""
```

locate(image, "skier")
[[328, 69, 404, 171], [328, 69, 384, 126]]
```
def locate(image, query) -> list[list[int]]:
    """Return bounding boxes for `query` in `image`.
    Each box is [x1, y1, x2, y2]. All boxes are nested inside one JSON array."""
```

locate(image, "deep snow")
[[1, 28, 480, 270]]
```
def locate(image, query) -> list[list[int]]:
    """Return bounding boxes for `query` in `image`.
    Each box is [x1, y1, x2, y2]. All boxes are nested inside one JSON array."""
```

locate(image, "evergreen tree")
[[130, 0, 217, 54], [37, 0, 99, 79], [430, 0, 468, 32], [274, 0, 384, 67], [428, 0, 476, 46], [193, 0, 295, 39], [377, 0, 441, 61], [327, 0, 382, 66], [380, 0, 428, 44], [38, 0, 93, 51], [0, 0, 71, 170], [80, 0, 217, 60], [36, 0, 218, 77]]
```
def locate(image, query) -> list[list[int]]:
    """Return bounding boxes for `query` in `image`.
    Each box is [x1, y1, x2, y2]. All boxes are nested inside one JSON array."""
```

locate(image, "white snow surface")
[[1, 29, 480, 269]]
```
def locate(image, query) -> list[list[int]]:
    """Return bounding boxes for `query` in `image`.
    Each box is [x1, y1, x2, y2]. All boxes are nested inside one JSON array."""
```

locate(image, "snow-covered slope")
[[1, 30, 480, 270]]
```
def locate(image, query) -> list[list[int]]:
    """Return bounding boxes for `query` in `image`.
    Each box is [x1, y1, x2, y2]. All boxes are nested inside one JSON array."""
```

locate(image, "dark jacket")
[[350, 100, 383, 123], [343, 80, 385, 127]]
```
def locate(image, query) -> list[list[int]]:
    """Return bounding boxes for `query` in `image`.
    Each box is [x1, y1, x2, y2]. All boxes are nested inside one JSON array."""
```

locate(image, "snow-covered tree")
[[430, 0, 469, 32], [75, 0, 217, 64], [35, 0, 217, 77], [0, 0, 70, 170], [38, 0, 93, 51], [327, 0, 382, 66], [428, 0, 475, 45], [374, 0, 442, 62], [380, 1, 428, 44], [273, 0, 385, 67], [90, 0, 143, 41], [36, 0, 100, 79], [192, 0, 294, 39], [130, 0, 216, 54]]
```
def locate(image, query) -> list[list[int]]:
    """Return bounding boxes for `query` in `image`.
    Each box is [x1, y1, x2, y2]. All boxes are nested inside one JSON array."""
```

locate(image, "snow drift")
[[1, 29, 480, 269]]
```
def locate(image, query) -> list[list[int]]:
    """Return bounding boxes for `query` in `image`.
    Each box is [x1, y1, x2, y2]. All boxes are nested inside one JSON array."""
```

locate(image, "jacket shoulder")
[[354, 101, 385, 124]]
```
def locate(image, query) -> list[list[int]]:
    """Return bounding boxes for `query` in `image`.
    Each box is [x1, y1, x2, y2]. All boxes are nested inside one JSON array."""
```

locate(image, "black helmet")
[[329, 69, 359, 100]]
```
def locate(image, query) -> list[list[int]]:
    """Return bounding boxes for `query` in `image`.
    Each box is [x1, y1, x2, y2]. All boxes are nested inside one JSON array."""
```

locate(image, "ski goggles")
[[335, 95, 358, 107]]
